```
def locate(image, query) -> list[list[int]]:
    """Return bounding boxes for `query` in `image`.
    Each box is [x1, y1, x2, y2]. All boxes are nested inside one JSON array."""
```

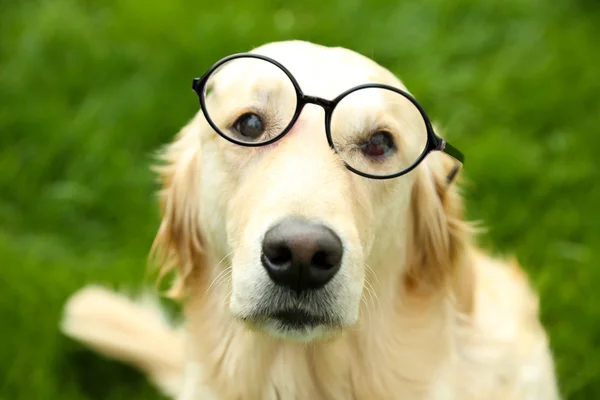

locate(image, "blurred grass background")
[[1, 0, 599, 398]]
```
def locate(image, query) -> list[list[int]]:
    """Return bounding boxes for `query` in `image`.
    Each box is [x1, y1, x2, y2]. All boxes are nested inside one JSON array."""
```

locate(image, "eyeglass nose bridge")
[[301, 94, 335, 112]]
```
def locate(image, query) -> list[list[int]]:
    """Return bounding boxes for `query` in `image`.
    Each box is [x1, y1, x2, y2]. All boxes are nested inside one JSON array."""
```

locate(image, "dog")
[[61, 40, 560, 399]]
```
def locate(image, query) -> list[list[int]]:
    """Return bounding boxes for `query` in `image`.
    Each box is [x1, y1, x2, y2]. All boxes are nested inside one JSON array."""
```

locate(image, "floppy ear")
[[150, 115, 205, 299], [405, 149, 475, 312]]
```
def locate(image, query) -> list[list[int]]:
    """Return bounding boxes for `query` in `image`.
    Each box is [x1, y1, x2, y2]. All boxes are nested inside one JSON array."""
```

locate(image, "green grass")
[[1, 0, 599, 398]]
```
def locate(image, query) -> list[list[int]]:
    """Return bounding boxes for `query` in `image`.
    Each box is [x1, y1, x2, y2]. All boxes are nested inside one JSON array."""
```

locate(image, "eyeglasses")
[[192, 53, 464, 181]]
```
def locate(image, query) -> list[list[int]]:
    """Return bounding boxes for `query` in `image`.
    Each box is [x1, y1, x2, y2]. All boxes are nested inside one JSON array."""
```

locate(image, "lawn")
[[1, 0, 599, 398]]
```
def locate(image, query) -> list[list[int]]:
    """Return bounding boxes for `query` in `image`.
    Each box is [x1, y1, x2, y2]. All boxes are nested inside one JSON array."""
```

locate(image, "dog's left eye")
[[233, 113, 265, 139], [360, 131, 395, 159]]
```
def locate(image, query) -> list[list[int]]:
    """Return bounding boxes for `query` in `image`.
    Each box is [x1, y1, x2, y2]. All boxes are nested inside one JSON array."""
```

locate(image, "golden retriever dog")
[[61, 40, 560, 399]]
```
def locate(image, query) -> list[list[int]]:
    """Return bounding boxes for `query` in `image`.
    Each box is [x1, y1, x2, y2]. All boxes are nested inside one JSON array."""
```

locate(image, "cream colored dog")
[[61, 40, 560, 399]]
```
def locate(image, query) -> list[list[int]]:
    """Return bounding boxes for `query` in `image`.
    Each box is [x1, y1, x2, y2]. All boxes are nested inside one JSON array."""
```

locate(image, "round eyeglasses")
[[192, 53, 464, 181]]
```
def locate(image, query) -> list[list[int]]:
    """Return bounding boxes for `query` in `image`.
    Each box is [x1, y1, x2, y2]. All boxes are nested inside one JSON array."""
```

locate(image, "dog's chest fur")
[[181, 260, 559, 400], [184, 291, 453, 400], [185, 330, 444, 400]]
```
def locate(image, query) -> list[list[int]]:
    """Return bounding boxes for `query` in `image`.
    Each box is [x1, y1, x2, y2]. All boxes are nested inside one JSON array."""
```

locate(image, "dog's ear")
[[150, 115, 205, 299], [405, 149, 474, 312]]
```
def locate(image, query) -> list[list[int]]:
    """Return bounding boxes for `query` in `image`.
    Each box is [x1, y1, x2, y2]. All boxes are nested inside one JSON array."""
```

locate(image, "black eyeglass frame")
[[192, 53, 464, 181]]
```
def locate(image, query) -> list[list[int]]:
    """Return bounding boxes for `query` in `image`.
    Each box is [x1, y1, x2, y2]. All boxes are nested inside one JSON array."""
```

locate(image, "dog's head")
[[152, 41, 469, 342]]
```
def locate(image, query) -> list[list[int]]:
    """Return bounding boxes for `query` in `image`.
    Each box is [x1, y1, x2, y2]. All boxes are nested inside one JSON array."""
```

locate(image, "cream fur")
[[61, 40, 560, 400]]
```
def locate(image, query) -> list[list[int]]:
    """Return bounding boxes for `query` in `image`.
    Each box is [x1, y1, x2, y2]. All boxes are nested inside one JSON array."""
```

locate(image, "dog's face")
[[154, 41, 462, 342]]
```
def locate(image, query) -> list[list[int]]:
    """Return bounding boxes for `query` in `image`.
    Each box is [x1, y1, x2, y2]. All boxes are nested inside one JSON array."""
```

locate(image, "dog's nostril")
[[311, 250, 334, 270], [261, 218, 343, 291], [267, 245, 292, 266]]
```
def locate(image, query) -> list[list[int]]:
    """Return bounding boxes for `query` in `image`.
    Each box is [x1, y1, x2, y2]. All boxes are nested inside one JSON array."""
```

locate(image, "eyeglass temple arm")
[[192, 77, 203, 92], [438, 139, 465, 184]]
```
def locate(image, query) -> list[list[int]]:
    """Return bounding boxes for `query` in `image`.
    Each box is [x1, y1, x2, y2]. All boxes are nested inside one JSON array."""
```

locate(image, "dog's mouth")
[[239, 307, 342, 339], [270, 309, 328, 329]]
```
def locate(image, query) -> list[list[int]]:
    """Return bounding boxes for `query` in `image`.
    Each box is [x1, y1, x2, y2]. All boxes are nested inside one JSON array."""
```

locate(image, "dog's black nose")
[[261, 218, 343, 292]]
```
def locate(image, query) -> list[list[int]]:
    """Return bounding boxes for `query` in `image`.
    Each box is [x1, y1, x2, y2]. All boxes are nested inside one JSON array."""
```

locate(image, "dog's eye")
[[233, 113, 265, 139], [360, 131, 395, 159]]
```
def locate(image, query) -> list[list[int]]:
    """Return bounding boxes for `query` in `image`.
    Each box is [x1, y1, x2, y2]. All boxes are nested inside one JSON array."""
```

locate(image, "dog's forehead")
[[250, 40, 408, 100]]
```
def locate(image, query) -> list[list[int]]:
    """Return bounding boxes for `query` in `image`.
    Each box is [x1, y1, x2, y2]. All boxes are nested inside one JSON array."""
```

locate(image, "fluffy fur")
[[61, 40, 560, 399]]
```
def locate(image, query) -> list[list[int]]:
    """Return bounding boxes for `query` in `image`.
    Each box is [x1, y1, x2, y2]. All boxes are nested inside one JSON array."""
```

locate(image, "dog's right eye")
[[232, 113, 265, 139]]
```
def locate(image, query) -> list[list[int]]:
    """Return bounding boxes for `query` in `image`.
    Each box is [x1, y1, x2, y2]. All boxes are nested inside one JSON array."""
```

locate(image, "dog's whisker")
[[206, 268, 230, 293], [224, 288, 233, 306], [205, 251, 235, 295], [364, 263, 381, 287], [363, 277, 380, 312], [361, 286, 372, 311], [359, 297, 371, 325], [216, 250, 235, 269], [360, 289, 376, 324], [365, 278, 378, 301], [364, 270, 382, 315], [206, 265, 233, 296], [216, 266, 233, 287]]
